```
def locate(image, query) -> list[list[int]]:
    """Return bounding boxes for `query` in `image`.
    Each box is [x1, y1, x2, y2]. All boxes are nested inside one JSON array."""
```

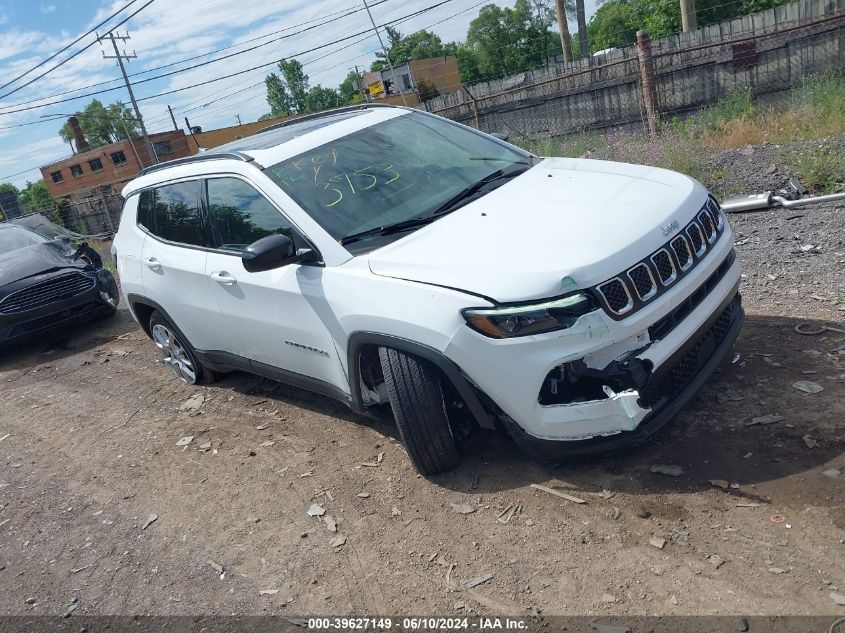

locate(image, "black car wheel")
[[149, 311, 207, 385], [378, 346, 461, 475]]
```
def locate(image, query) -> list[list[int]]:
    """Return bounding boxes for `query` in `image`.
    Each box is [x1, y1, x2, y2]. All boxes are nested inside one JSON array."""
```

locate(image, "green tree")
[[265, 73, 292, 117], [464, 0, 561, 80], [370, 27, 452, 71], [306, 85, 340, 111], [338, 70, 364, 105], [59, 99, 140, 149], [265, 59, 312, 115], [587, 0, 794, 51], [19, 180, 53, 213], [0, 183, 19, 197]]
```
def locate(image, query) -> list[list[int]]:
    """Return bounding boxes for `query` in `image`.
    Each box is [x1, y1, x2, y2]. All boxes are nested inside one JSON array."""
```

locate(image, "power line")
[[0, 0, 141, 93], [0, 0, 393, 113], [0, 0, 157, 102], [0, 0, 458, 118]]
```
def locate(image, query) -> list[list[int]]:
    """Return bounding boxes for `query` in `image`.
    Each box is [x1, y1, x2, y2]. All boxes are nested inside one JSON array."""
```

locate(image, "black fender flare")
[[346, 332, 495, 429], [126, 293, 189, 342]]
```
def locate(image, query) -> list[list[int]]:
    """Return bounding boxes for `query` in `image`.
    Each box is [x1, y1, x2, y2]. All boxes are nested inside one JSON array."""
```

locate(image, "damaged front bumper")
[[445, 241, 742, 448], [503, 288, 743, 458]]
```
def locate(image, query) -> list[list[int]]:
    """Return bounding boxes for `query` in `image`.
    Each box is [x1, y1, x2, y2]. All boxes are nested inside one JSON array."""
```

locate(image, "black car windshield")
[[0, 225, 48, 253], [263, 111, 532, 242]]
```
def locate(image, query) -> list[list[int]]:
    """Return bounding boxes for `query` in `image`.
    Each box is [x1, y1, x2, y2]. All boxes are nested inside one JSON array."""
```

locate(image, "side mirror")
[[242, 234, 298, 272], [489, 132, 509, 142]]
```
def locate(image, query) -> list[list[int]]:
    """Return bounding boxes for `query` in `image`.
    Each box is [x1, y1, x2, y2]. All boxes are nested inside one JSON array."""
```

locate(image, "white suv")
[[113, 105, 742, 475]]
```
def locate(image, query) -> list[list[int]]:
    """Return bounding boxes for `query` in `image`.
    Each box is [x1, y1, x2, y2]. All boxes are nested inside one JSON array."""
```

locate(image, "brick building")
[[40, 119, 193, 201]]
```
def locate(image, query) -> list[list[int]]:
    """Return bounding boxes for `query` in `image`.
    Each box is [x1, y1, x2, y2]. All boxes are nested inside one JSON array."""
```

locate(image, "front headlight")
[[462, 292, 597, 339]]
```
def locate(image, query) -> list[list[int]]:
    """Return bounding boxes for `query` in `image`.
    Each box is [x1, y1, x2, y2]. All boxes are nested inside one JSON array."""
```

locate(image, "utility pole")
[[680, 0, 697, 32], [576, 0, 589, 58], [99, 31, 158, 165], [235, 114, 242, 125], [167, 105, 179, 131], [362, 0, 407, 106], [553, 0, 573, 63], [354, 65, 370, 102]]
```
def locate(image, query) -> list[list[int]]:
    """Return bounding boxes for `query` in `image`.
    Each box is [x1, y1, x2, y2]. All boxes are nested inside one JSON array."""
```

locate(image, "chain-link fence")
[[0, 194, 123, 239], [423, 0, 845, 141]]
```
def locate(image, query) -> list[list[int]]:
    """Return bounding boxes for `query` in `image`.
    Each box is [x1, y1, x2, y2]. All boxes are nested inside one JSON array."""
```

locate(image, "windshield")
[[264, 111, 532, 242], [0, 225, 48, 253]]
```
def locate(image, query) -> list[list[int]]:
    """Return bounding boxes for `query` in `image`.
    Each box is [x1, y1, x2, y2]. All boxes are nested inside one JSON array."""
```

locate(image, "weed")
[[781, 143, 845, 194]]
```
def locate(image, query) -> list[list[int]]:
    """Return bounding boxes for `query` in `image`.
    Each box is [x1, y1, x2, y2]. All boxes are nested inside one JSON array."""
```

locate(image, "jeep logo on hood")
[[661, 220, 680, 236]]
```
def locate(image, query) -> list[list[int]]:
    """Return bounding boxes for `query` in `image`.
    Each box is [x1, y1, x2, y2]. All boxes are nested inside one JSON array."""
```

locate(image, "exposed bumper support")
[[500, 289, 744, 459]]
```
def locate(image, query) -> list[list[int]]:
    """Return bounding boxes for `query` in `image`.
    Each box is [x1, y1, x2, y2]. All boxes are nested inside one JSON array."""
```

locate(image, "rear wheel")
[[378, 346, 461, 475], [149, 311, 216, 385]]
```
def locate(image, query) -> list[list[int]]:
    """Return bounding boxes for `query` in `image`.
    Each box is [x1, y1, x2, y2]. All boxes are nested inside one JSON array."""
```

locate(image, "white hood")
[[367, 157, 707, 302]]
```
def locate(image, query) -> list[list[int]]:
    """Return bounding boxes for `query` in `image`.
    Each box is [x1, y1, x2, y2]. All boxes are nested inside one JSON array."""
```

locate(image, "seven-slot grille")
[[595, 197, 725, 319], [0, 272, 95, 315]]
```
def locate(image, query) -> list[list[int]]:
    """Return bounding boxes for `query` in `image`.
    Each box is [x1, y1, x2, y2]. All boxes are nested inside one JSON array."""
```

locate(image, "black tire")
[[378, 346, 461, 475], [148, 311, 218, 385]]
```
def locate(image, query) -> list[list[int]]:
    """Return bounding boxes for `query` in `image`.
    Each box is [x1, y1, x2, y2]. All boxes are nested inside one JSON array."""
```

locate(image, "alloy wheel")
[[151, 323, 197, 384]]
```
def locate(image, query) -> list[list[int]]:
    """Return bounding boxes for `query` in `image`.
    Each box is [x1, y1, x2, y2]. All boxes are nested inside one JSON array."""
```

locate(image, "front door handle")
[[210, 271, 238, 285], [142, 257, 162, 270]]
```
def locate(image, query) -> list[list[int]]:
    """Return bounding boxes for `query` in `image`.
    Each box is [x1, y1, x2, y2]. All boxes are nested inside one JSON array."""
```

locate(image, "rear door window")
[[138, 181, 205, 247], [205, 177, 297, 253]]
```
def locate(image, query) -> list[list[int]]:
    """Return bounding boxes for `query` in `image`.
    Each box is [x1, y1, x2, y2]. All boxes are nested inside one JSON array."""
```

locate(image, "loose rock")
[[142, 514, 158, 530], [649, 537, 666, 549], [462, 574, 493, 590], [307, 504, 326, 517], [450, 502, 476, 514], [649, 464, 684, 477], [709, 554, 725, 569], [792, 381, 823, 394], [179, 394, 204, 412]]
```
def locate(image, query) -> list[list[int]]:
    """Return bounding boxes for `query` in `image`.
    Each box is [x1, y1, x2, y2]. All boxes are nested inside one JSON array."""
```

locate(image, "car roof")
[[214, 109, 370, 153], [131, 104, 409, 186]]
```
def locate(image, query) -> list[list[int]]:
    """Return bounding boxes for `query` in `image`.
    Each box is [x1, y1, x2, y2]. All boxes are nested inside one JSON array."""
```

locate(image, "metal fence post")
[[636, 30, 659, 137]]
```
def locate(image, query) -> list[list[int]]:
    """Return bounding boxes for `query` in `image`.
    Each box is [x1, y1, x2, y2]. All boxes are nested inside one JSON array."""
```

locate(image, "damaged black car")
[[0, 223, 119, 347]]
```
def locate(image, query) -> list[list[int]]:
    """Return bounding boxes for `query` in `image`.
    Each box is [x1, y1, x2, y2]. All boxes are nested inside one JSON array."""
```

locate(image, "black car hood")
[[0, 240, 84, 290]]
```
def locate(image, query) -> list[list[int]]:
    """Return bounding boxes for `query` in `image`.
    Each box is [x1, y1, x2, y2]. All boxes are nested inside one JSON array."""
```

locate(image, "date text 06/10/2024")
[[306, 617, 529, 630]]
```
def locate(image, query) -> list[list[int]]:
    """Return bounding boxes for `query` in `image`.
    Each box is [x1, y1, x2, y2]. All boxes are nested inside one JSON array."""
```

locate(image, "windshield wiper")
[[429, 164, 529, 217], [339, 164, 531, 247], [468, 156, 535, 164], [339, 216, 439, 246]]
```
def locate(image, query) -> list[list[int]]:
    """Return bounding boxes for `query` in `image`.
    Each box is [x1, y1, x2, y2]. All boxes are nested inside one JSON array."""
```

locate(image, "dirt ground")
[[1, 198, 843, 620]]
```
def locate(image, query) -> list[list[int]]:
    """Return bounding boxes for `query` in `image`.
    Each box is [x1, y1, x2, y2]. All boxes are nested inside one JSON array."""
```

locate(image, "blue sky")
[[0, 0, 597, 188]]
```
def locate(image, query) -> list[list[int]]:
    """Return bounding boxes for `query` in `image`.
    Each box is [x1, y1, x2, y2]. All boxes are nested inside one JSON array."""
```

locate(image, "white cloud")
[[0, 0, 601, 185], [40, 4, 57, 14]]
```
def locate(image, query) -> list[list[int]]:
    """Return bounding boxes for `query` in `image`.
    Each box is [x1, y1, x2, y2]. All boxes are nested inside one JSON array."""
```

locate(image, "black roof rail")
[[137, 151, 258, 177], [256, 103, 401, 135]]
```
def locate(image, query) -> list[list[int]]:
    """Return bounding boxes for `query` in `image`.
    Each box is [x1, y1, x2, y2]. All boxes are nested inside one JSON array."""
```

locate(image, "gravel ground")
[[0, 144, 843, 622]]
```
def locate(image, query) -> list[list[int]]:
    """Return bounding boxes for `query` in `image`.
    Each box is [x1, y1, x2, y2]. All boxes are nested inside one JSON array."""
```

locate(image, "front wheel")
[[378, 347, 461, 475], [149, 311, 216, 385]]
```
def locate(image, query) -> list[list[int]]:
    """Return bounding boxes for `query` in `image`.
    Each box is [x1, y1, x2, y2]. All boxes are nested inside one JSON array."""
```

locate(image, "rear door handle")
[[210, 271, 238, 285], [142, 257, 161, 270]]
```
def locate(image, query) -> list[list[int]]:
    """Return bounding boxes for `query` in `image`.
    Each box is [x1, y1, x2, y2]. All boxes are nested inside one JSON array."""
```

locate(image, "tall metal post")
[[354, 65, 369, 102], [636, 30, 659, 138], [100, 31, 158, 165], [362, 0, 408, 106], [680, 0, 698, 32], [167, 105, 179, 131]]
